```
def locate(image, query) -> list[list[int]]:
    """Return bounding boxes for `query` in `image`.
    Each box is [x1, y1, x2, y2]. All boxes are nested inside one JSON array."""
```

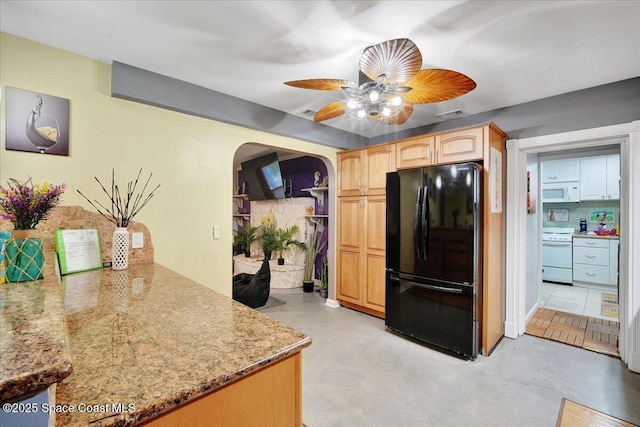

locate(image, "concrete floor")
[[262, 289, 640, 427]]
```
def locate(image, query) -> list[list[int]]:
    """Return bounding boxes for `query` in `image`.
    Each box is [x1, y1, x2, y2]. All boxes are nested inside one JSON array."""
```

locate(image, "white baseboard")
[[325, 298, 340, 308], [504, 321, 519, 339], [526, 302, 541, 325], [628, 351, 640, 374]]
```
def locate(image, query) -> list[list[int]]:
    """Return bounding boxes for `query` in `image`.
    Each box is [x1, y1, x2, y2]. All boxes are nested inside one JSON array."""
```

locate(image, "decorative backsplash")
[[0, 205, 154, 266], [542, 199, 620, 232]]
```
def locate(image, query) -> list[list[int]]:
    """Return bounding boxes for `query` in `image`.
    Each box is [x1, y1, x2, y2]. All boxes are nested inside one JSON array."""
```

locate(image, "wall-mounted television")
[[241, 152, 286, 201]]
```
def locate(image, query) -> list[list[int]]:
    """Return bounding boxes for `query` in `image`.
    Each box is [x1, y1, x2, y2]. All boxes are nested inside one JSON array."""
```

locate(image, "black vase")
[[244, 250, 251, 258], [278, 258, 285, 265], [303, 280, 314, 293]]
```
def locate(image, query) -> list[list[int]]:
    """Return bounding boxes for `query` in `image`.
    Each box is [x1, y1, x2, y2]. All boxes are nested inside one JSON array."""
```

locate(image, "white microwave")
[[542, 182, 580, 203]]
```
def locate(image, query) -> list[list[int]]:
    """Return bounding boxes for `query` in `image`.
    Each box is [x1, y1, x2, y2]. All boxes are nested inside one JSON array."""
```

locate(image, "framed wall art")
[[5, 86, 70, 156]]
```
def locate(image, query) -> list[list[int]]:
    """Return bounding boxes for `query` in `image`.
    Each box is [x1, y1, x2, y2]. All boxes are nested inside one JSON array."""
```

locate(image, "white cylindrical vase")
[[112, 227, 129, 270]]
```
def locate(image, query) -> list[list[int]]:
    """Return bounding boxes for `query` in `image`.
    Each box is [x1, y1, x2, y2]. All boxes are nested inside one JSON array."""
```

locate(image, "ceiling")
[[1, 1, 639, 141]]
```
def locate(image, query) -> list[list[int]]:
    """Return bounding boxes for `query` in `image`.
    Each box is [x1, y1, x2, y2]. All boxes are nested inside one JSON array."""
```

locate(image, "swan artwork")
[[25, 95, 60, 153]]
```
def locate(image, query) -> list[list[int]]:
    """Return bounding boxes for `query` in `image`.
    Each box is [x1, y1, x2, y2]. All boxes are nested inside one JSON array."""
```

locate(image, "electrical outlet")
[[213, 225, 220, 240], [132, 232, 144, 248]]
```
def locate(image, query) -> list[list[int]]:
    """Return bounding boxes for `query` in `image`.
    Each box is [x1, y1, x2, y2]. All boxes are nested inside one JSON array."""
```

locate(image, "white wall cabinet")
[[542, 159, 581, 183], [579, 154, 620, 200], [610, 239, 619, 286], [573, 237, 618, 287], [606, 154, 620, 199]]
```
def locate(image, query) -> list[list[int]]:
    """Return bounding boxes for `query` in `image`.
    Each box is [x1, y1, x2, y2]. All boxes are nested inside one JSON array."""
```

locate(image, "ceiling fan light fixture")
[[347, 98, 359, 109], [390, 95, 403, 107], [284, 38, 476, 125]]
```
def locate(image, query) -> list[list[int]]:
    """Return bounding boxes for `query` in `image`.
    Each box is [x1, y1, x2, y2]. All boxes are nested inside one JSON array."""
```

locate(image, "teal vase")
[[5, 236, 45, 282]]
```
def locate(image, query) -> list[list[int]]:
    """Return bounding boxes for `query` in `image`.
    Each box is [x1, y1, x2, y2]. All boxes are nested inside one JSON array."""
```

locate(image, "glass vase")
[[5, 229, 45, 282]]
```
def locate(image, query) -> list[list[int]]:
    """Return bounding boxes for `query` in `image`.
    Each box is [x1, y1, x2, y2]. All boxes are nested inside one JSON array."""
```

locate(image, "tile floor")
[[541, 282, 618, 322]]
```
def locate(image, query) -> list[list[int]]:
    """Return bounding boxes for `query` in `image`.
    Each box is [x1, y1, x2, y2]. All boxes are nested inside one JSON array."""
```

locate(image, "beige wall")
[[0, 33, 339, 296]]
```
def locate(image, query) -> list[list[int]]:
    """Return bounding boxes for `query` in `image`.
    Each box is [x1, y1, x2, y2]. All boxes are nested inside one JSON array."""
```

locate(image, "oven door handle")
[[542, 241, 572, 247]]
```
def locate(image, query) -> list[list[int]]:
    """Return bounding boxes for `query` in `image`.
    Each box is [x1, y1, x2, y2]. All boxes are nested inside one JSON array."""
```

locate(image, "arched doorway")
[[232, 142, 338, 306]]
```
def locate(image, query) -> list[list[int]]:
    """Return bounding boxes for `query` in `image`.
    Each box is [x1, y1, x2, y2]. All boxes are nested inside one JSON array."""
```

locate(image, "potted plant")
[[260, 222, 278, 261], [233, 223, 260, 257], [319, 257, 328, 298], [0, 177, 66, 282], [273, 225, 306, 265], [303, 227, 326, 293]]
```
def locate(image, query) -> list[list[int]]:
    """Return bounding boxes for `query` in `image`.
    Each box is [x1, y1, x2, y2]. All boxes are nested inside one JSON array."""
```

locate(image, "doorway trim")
[[505, 120, 640, 372]]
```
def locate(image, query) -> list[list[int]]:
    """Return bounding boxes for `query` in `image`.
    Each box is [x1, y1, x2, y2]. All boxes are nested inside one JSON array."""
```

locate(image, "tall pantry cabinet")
[[336, 122, 507, 356], [337, 143, 395, 318]]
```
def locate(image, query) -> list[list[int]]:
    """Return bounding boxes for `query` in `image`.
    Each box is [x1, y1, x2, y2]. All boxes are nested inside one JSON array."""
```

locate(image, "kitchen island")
[[1, 262, 311, 426]]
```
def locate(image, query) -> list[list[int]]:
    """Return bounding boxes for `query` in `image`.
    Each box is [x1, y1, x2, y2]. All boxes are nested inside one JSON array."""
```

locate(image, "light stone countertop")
[[573, 232, 620, 240], [1, 262, 311, 426], [0, 252, 73, 401]]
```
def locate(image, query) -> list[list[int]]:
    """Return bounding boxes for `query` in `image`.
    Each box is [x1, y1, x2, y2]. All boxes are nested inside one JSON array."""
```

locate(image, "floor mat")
[[556, 398, 639, 427], [602, 292, 619, 319], [525, 308, 619, 358]]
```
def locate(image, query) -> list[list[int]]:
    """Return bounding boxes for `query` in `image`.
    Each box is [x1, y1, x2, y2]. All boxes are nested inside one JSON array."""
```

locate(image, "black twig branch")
[[77, 169, 160, 227]]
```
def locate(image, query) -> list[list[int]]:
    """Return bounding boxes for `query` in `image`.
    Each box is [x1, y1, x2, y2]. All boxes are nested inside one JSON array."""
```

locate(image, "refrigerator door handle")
[[414, 186, 423, 261], [393, 277, 464, 294], [422, 185, 429, 258]]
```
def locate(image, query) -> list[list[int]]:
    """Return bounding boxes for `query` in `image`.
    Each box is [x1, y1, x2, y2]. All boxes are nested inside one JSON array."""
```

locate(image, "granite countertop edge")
[[126, 337, 313, 426], [0, 272, 74, 402], [2, 262, 313, 426]]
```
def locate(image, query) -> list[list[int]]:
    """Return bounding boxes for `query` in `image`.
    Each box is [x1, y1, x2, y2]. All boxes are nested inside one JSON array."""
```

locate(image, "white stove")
[[542, 227, 574, 284], [542, 227, 575, 242]]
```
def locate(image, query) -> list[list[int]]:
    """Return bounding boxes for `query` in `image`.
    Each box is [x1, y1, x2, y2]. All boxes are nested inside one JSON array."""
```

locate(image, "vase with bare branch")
[[77, 169, 160, 270]]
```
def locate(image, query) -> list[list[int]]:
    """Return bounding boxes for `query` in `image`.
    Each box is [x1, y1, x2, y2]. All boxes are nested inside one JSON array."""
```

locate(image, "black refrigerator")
[[386, 163, 481, 359]]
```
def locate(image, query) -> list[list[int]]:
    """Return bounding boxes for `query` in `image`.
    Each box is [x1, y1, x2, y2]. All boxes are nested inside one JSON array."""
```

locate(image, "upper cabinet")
[[364, 144, 396, 195], [541, 159, 581, 183], [580, 154, 620, 200], [337, 151, 363, 197], [337, 144, 395, 197], [395, 124, 503, 170], [606, 154, 620, 200], [395, 136, 435, 169], [434, 126, 484, 164]]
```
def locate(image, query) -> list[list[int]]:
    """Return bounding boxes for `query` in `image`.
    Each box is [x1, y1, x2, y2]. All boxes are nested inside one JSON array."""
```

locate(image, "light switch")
[[213, 225, 220, 240], [132, 232, 144, 248]]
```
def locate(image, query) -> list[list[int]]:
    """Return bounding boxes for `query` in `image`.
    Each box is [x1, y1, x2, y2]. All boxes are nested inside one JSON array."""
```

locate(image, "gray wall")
[[111, 62, 368, 150], [112, 62, 639, 149], [371, 77, 640, 144]]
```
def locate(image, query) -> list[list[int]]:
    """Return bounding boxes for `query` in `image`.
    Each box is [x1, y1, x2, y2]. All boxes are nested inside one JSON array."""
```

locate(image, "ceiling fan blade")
[[360, 38, 422, 84], [285, 79, 356, 91], [371, 103, 415, 125], [314, 101, 347, 122], [401, 69, 477, 104]]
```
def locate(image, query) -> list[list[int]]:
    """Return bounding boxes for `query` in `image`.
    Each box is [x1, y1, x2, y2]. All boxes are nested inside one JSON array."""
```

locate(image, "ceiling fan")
[[285, 38, 476, 125]]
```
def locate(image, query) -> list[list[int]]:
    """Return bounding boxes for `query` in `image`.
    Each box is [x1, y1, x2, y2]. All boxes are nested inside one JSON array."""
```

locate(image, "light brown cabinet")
[[336, 195, 386, 317], [143, 354, 302, 427], [337, 143, 395, 197], [335, 122, 506, 355], [435, 126, 484, 163], [395, 136, 435, 169], [336, 143, 394, 318]]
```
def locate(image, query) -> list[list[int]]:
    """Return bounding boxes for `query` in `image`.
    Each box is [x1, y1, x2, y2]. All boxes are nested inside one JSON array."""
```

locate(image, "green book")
[[55, 229, 103, 275]]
